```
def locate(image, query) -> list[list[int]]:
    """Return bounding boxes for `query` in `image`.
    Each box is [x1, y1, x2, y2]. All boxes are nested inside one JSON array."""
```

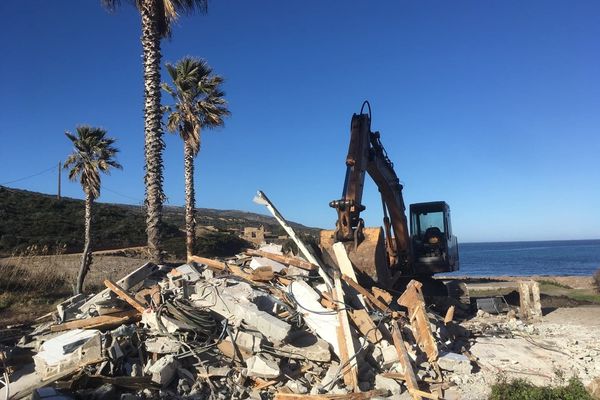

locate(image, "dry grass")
[[0, 246, 149, 326]]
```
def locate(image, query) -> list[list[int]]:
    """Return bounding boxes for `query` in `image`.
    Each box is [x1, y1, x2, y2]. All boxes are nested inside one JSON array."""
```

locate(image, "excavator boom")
[[322, 102, 459, 287]]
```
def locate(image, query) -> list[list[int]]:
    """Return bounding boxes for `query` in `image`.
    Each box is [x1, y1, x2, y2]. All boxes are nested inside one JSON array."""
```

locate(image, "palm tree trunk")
[[140, 0, 165, 264], [184, 142, 196, 260], [76, 193, 93, 294]]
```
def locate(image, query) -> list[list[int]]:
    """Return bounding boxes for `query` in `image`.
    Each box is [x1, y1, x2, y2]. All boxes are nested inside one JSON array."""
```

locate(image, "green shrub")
[[489, 376, 593, 400], [536, 279, 572, 289], [195, 232, 251, 258]]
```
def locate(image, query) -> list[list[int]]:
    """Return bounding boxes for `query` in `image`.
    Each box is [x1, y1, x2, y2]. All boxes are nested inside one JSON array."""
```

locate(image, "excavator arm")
[[329, 102, 412, 273]]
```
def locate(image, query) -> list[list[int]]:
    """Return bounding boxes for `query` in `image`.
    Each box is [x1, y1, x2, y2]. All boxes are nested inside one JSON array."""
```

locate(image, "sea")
[[446, 239, 600, 276]]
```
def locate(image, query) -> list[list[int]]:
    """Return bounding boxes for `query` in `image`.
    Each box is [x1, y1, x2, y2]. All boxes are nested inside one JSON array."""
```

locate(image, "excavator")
[[320, 102, 459, 292]]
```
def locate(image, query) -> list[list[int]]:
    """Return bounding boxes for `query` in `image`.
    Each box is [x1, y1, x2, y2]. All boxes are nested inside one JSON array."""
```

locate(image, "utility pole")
[[57, 161, 61, 200]]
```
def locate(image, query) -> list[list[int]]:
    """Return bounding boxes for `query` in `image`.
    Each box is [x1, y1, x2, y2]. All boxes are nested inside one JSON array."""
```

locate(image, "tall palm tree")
[[64, 126, 122, 294], [101, 0, 208, 263], [162, 57, 230, 260]]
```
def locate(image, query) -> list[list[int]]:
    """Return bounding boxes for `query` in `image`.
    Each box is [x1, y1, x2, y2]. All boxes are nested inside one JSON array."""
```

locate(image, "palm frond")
[[64, 125, 122, 200], [162, 56, 230, 154]]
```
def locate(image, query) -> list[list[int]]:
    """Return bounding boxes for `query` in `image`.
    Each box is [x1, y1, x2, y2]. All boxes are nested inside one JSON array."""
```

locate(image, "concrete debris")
[[375, 374, 403, 396], [147, 354, 179, 386], [245, 355, 280, 378], [0, 244, 522, 400], [437, 352, 473, 374]]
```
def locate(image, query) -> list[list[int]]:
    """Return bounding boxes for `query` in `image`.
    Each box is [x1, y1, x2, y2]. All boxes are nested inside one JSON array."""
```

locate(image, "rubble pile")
[[0, 242, 474, 400]]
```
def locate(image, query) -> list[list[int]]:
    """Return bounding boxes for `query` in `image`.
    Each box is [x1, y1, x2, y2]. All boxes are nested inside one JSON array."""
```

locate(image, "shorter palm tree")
[[64, 126, 122, 294], [162, 57, 230, 260]]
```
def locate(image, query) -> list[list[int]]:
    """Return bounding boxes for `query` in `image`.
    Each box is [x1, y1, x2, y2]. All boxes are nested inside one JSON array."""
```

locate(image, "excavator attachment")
[[320, 227, 392, 288]]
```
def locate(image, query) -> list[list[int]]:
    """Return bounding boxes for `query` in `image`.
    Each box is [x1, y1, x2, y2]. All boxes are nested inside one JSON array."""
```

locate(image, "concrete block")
[[380, 343, 400, 368], [148, 355, 179, 386], [231, 330, 262, 353], [375, 374, 403, 396], [438, 352, 473, 374], [275, 331, 331, 362], [288, 280, 339, 355], [34, 329, 102, 380], [245, 355, 280, 379], [145, 337, 182, 354], [249, 256, 286, 273]]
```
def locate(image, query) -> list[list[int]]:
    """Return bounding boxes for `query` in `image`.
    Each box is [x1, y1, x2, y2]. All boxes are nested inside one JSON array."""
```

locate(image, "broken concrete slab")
[[230, 330, 262, 353], [249, 256, 286, 273], [34, 329, 103, 381], [287, 280, 340, 355], [145, 337, 183, 354], [245, 355, 280, 379], [274, 331, 331, 362], [141, 311, 196, 333], [77, 262, 159, 317], [437, 352, 472, 375], [375, 373, 403, 396], [147, 355, 179, 386]]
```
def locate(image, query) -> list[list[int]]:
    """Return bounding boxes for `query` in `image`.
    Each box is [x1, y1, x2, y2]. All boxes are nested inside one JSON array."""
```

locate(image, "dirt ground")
[[453, 303, 600, 399], [0, 253, 152, 327]]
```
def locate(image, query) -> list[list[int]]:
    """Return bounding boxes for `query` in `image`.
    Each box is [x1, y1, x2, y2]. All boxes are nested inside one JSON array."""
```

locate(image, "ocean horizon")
[[446, 239, 600, 276]]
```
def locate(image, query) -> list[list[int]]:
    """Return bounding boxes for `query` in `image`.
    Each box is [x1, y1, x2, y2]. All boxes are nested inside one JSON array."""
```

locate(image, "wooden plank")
[[251, 266, 276, 281], [332, 243, 360, 283], [409, 389, 439, 400], [274, 389, 386, 400], [408, 389, 440, 400], [332, 272, 359, 391], [380, 372, 406, 381], [347, 309, 383, 344], [254, 378, 279, 390], [341, 274, 391, 314], [78, 262, 159, 316], [188, 255, 227, 271], [371, 287, 392, 305], [245, 249, 318, 271], [104, 279, 147, 313], [333, 244, 384, 344], [253, 190, 333, 288], [444, 305, 455, 325], [50, 310, 140, 332], [398, 280, 439, 363], [391, 320, 422, 400]]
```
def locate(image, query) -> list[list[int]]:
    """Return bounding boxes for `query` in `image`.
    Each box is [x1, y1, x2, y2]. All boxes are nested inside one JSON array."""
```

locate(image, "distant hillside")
[[0, 186, 320, 256]]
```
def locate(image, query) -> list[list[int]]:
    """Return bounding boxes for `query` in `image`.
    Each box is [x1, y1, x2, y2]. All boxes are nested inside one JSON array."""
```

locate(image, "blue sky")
[[1, 1, 599, 242]]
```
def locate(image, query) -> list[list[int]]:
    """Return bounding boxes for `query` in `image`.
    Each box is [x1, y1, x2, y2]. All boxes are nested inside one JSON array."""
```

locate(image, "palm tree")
[[64, 126, 122, 294], [162, 57, 230, 260], [101, 0, 208, 263]]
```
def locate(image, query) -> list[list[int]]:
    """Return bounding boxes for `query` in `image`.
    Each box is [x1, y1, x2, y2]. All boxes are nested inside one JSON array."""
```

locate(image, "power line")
[[102, 186, 143, 203], [0, 165, 56, 186]]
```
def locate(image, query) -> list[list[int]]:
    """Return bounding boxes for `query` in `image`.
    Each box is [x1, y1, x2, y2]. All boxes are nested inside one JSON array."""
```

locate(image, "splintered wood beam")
[[371, 287, 393, 305], [341, 274, 392, 314], [188, 255, 227, 271], [245, 249, 318, 271], [409, 389, 439, 400], [50, 310, 141, 332], [332, 272, 359, 391], [444, 305, 455, 325], [398, 280, 439, 363], [273, 390, 386, 400], [391, 320, 422, 400], [252, 190, 333, 288], [347, 309, 383, 344], [189, 255, 274, 282], [104, 279, 147, 313]]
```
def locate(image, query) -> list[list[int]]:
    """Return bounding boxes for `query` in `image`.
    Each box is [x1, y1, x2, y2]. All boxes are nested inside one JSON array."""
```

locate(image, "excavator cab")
[[410, 202, 459, 275]]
